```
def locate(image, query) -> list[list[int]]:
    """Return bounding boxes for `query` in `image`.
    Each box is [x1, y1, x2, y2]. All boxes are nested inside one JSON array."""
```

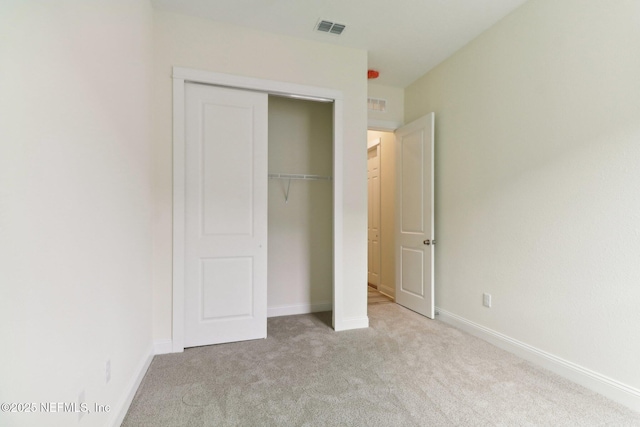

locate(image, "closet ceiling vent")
[[315, 19, 346, 35]]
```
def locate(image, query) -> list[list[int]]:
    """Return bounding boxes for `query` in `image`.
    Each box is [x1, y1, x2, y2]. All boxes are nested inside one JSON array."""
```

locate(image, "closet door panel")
[[184, 83, 268, 347]]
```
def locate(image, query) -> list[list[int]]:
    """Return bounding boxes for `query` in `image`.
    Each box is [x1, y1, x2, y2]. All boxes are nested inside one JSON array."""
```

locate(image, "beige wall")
[[0, 1, 154, 425], [152, 10, 369, 338], [406, 0, 640, 399], [367, 131, 396, 298], [368, 83, 404, 128], [268, 97, 333, 314]]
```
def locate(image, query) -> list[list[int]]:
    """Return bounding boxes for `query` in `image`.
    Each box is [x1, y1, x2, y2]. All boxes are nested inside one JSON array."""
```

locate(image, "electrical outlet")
[[483, 293, 492, 308], [78, 389, 85, 421], [106, 359, 111, 384]]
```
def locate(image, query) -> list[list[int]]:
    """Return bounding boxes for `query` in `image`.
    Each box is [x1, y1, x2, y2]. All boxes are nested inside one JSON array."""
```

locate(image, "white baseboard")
[[334, 315, 369, 331], [154, 339, 173, 355], [378, 284, 395, 300], [436, 307, 640, 412], [153, 302, 334, 355], [109, 345, 154, 427], [267, 301, 332, 318]]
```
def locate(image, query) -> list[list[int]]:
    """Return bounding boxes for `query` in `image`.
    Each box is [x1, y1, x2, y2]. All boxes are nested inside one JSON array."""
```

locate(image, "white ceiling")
[[151, 0, 528, 87]]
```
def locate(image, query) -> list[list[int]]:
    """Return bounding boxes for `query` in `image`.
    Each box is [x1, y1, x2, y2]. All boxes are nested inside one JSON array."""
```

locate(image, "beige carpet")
[[123, 304, 640, 426]]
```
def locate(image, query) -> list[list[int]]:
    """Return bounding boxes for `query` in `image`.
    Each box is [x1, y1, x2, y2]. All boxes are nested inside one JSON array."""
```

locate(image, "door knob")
[[424, 239, 430, 245]]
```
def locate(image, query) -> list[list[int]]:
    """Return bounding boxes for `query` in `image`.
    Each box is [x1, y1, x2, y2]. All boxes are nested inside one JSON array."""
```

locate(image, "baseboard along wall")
[[267, 301, 333, 318], [334, 315, 369, 332], [435, 307, 640, 413], [153, 339, 173, 355], [109, 345, 154, 427], [377, 284, 395, 299]]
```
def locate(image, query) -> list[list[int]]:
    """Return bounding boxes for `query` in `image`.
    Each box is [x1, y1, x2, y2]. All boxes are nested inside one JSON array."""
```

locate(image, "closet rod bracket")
[[268, 173, 333, 203]]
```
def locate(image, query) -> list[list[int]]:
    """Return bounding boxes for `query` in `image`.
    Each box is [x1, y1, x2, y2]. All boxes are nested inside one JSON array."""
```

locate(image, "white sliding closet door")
[[184, 83, 268, 347]]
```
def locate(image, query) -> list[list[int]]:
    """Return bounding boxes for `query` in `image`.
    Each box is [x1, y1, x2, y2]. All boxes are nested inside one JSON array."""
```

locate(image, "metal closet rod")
[[268, 173, 332, 181]]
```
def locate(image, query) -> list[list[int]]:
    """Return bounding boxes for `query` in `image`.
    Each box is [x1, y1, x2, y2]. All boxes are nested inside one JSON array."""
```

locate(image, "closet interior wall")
[[267, 96, 334, 317]]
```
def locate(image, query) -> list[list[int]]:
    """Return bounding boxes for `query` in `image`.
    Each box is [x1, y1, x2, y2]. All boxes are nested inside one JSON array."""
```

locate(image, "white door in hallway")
[[395, 113, 435, 319], [184, 83, 268, 347], [367, 144, 381, 287]]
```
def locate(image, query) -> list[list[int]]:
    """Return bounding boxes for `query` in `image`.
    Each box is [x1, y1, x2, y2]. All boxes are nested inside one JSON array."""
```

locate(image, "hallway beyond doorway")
[[367, 285, 393, 305]]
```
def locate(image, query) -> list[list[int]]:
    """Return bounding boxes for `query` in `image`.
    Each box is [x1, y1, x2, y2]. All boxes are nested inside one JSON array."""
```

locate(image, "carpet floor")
[[123, 304, 640, 426]]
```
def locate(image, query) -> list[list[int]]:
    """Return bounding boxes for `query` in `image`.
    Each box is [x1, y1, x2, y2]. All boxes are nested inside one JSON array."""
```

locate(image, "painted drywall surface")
[[405, 0, 640, 390], [0, 1, 153, 426], [152, 11, 368, 339], [268, 97, 333, 312], [367, 131, 396, 298], [368, 83, 404, 126]]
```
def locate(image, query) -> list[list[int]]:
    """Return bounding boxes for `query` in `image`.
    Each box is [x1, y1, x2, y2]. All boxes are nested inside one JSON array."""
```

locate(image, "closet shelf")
[[268, 173, 332, 181], [268, 173, 332, 203]]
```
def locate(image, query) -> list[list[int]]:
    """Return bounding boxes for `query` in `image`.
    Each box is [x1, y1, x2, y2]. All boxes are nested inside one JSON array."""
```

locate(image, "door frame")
[[172, 67, 344, 352]]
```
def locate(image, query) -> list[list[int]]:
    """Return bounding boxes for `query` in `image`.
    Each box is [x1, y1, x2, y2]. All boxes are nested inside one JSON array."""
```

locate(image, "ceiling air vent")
[[368, 98, 387, 112], [316, 20, 346, 35]]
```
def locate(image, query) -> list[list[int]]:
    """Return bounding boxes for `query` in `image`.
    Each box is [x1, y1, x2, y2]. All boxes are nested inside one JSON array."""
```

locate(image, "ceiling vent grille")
[[368, 98, 387, 112], [316, 20, 346, 35]]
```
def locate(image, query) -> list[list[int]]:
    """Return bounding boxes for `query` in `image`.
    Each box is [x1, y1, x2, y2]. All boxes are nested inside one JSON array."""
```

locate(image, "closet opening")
[[267, 95, 334, 320]]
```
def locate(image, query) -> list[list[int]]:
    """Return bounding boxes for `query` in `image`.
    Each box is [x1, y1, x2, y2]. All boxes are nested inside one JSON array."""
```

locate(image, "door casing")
[[172, 67, 345, 352]]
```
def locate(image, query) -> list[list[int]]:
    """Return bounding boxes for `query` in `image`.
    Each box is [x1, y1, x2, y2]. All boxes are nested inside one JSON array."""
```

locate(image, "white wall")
[[268, 97, 333, 316], [405, 0, 640, 407], [0, 1, 154, 426], [152, 10, 368, 339], [367, 131, 396, 298], [368, 83, 404, 129]]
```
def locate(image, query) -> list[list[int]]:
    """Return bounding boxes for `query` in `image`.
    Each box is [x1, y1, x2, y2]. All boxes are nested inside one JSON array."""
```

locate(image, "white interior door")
[[367, 145, 381, 287], [184, 82, 268, 347], [395, 113, 435, 319]]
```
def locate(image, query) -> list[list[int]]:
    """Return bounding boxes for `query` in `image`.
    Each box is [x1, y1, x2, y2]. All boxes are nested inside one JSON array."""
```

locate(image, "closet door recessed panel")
[[202, 103, 253, 236]]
